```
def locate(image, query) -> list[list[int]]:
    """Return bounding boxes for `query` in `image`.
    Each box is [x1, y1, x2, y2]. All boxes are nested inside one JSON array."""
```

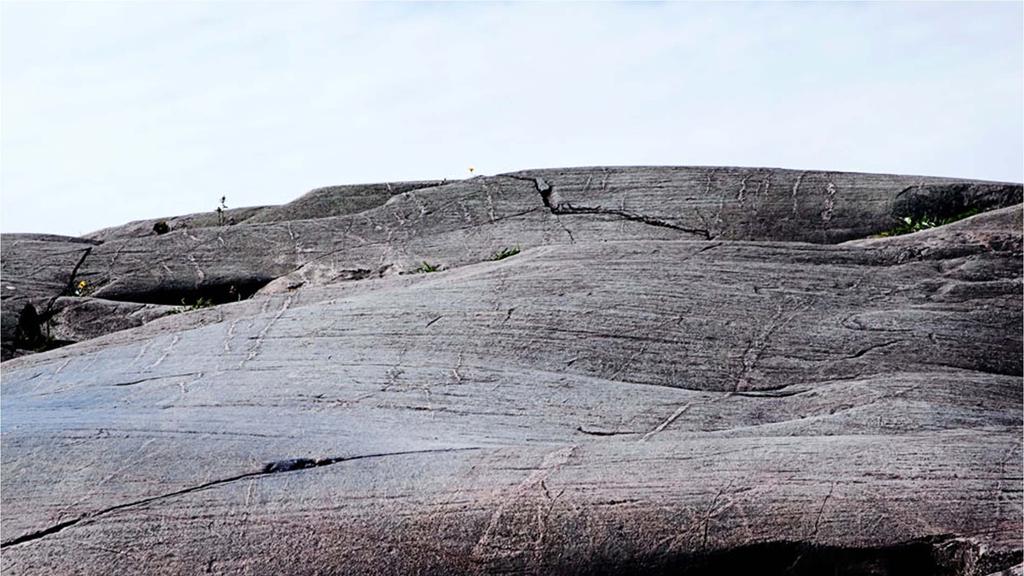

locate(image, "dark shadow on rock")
[[571, 538, 1022, 576], [892, 183, 1023, 222], [96, 276, 273, 307]]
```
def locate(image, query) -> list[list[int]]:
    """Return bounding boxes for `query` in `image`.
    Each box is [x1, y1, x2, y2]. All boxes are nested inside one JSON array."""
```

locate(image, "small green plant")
[[413, 261, 441, 274], [490, 246, 521, 261], [186, 296, 214, 309], [168, 296, 215, 314], [877, 215, 939, 237], [215, 196, 228, 225], [877, 207, 983, 238]]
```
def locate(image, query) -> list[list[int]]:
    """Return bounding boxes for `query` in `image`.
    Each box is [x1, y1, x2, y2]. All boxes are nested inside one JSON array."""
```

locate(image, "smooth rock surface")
[[1, 166, 1021, 575]]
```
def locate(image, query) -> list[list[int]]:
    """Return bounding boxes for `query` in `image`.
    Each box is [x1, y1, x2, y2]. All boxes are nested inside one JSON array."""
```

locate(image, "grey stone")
[[0, 234, 100, 360], [84, 206, 271, 242], [0, 167, 1020, 575], [245, 180, 451, 224]]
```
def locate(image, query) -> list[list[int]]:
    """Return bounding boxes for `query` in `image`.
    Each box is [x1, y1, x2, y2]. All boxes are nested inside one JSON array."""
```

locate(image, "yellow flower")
[[77, 280, 87, 289]]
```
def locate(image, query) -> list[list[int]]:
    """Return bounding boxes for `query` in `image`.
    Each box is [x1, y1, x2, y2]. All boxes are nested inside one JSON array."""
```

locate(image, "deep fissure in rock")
[[6, 275, 275, 357], [98, 277, 273, 307], [577, 538, 1021, 576], [0, 447, 481, 549], [502, 173, 712, 239]]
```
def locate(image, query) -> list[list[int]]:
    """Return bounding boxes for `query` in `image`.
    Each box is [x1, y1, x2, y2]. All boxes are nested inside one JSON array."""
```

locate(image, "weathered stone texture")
[[1, 167, 1021, 575]]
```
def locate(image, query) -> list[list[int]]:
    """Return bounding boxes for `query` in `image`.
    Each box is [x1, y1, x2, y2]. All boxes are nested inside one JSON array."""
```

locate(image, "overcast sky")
[[2, 1, 1021, 236]]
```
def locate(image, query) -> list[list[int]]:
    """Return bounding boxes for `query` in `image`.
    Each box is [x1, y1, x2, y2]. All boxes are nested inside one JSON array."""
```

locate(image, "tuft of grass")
[[877, 207, 983, 238], [168, 296, 215, 315], [490, 246, 521, 261], [413, 261, 441, 274], [186, 296, 215, 310]]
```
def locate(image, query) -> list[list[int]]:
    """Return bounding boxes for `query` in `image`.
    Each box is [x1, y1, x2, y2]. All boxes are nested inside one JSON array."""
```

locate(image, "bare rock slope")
[[1, 166, 1021, 575]]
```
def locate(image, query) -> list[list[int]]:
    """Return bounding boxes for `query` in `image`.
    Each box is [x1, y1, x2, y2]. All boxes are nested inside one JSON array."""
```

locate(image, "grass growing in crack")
[[413, 261, 441, 274], [167, 297, 215, 315], [490, 246, 521, 261], [877, 207, 983, 238]]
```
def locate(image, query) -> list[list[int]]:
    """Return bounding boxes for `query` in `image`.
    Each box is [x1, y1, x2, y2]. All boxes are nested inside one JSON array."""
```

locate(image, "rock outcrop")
[[1, 167, 1021, 575]]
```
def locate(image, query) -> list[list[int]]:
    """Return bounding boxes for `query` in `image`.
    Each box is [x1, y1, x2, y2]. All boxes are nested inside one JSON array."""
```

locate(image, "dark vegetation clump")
[[167, 297, 215, 315], [413, 261, 441, 274], [491, 246, 521, 261], [878, 207, 983, 237]]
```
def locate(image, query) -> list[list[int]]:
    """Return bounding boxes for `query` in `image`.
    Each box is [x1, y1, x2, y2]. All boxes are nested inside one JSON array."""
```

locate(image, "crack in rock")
[[0, 446, 481, 549], [502, 174, 712, 239], [576, 426, 639, 437], [39, 247, 93, 321]]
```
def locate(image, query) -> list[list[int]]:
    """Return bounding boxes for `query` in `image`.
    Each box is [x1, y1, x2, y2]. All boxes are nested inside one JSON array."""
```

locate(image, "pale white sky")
[[2, 1, 1022, 235]]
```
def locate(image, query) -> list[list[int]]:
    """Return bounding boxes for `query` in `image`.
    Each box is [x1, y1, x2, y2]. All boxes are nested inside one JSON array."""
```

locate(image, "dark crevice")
[[0, 446, 481, 549], [324, 269, 375, 283], [10, 246, 109, 356], [503, 174, 555, 207], [576, 426, 640, 437], [257, 446, 479, 476], [41, 247, 93, 319], [733, 386, 811, 399], [846, 340, 903, 360], [553, 204, 713, 239], [577, 536, 1022, 576], [501, 174, 712, 239], [893, 183, 1022, 222], [863, 184, 1023, 240], [111, 372, 203, 387], [0, 517, 86, 550], [98, 277, 273, 307]]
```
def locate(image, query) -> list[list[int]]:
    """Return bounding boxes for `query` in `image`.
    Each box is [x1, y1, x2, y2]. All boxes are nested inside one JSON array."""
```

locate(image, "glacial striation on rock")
[[1, 166, 1021, 575]]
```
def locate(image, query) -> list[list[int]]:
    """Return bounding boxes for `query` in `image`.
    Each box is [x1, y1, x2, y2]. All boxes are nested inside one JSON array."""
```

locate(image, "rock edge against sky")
[[1, 166, 1021, 575]]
